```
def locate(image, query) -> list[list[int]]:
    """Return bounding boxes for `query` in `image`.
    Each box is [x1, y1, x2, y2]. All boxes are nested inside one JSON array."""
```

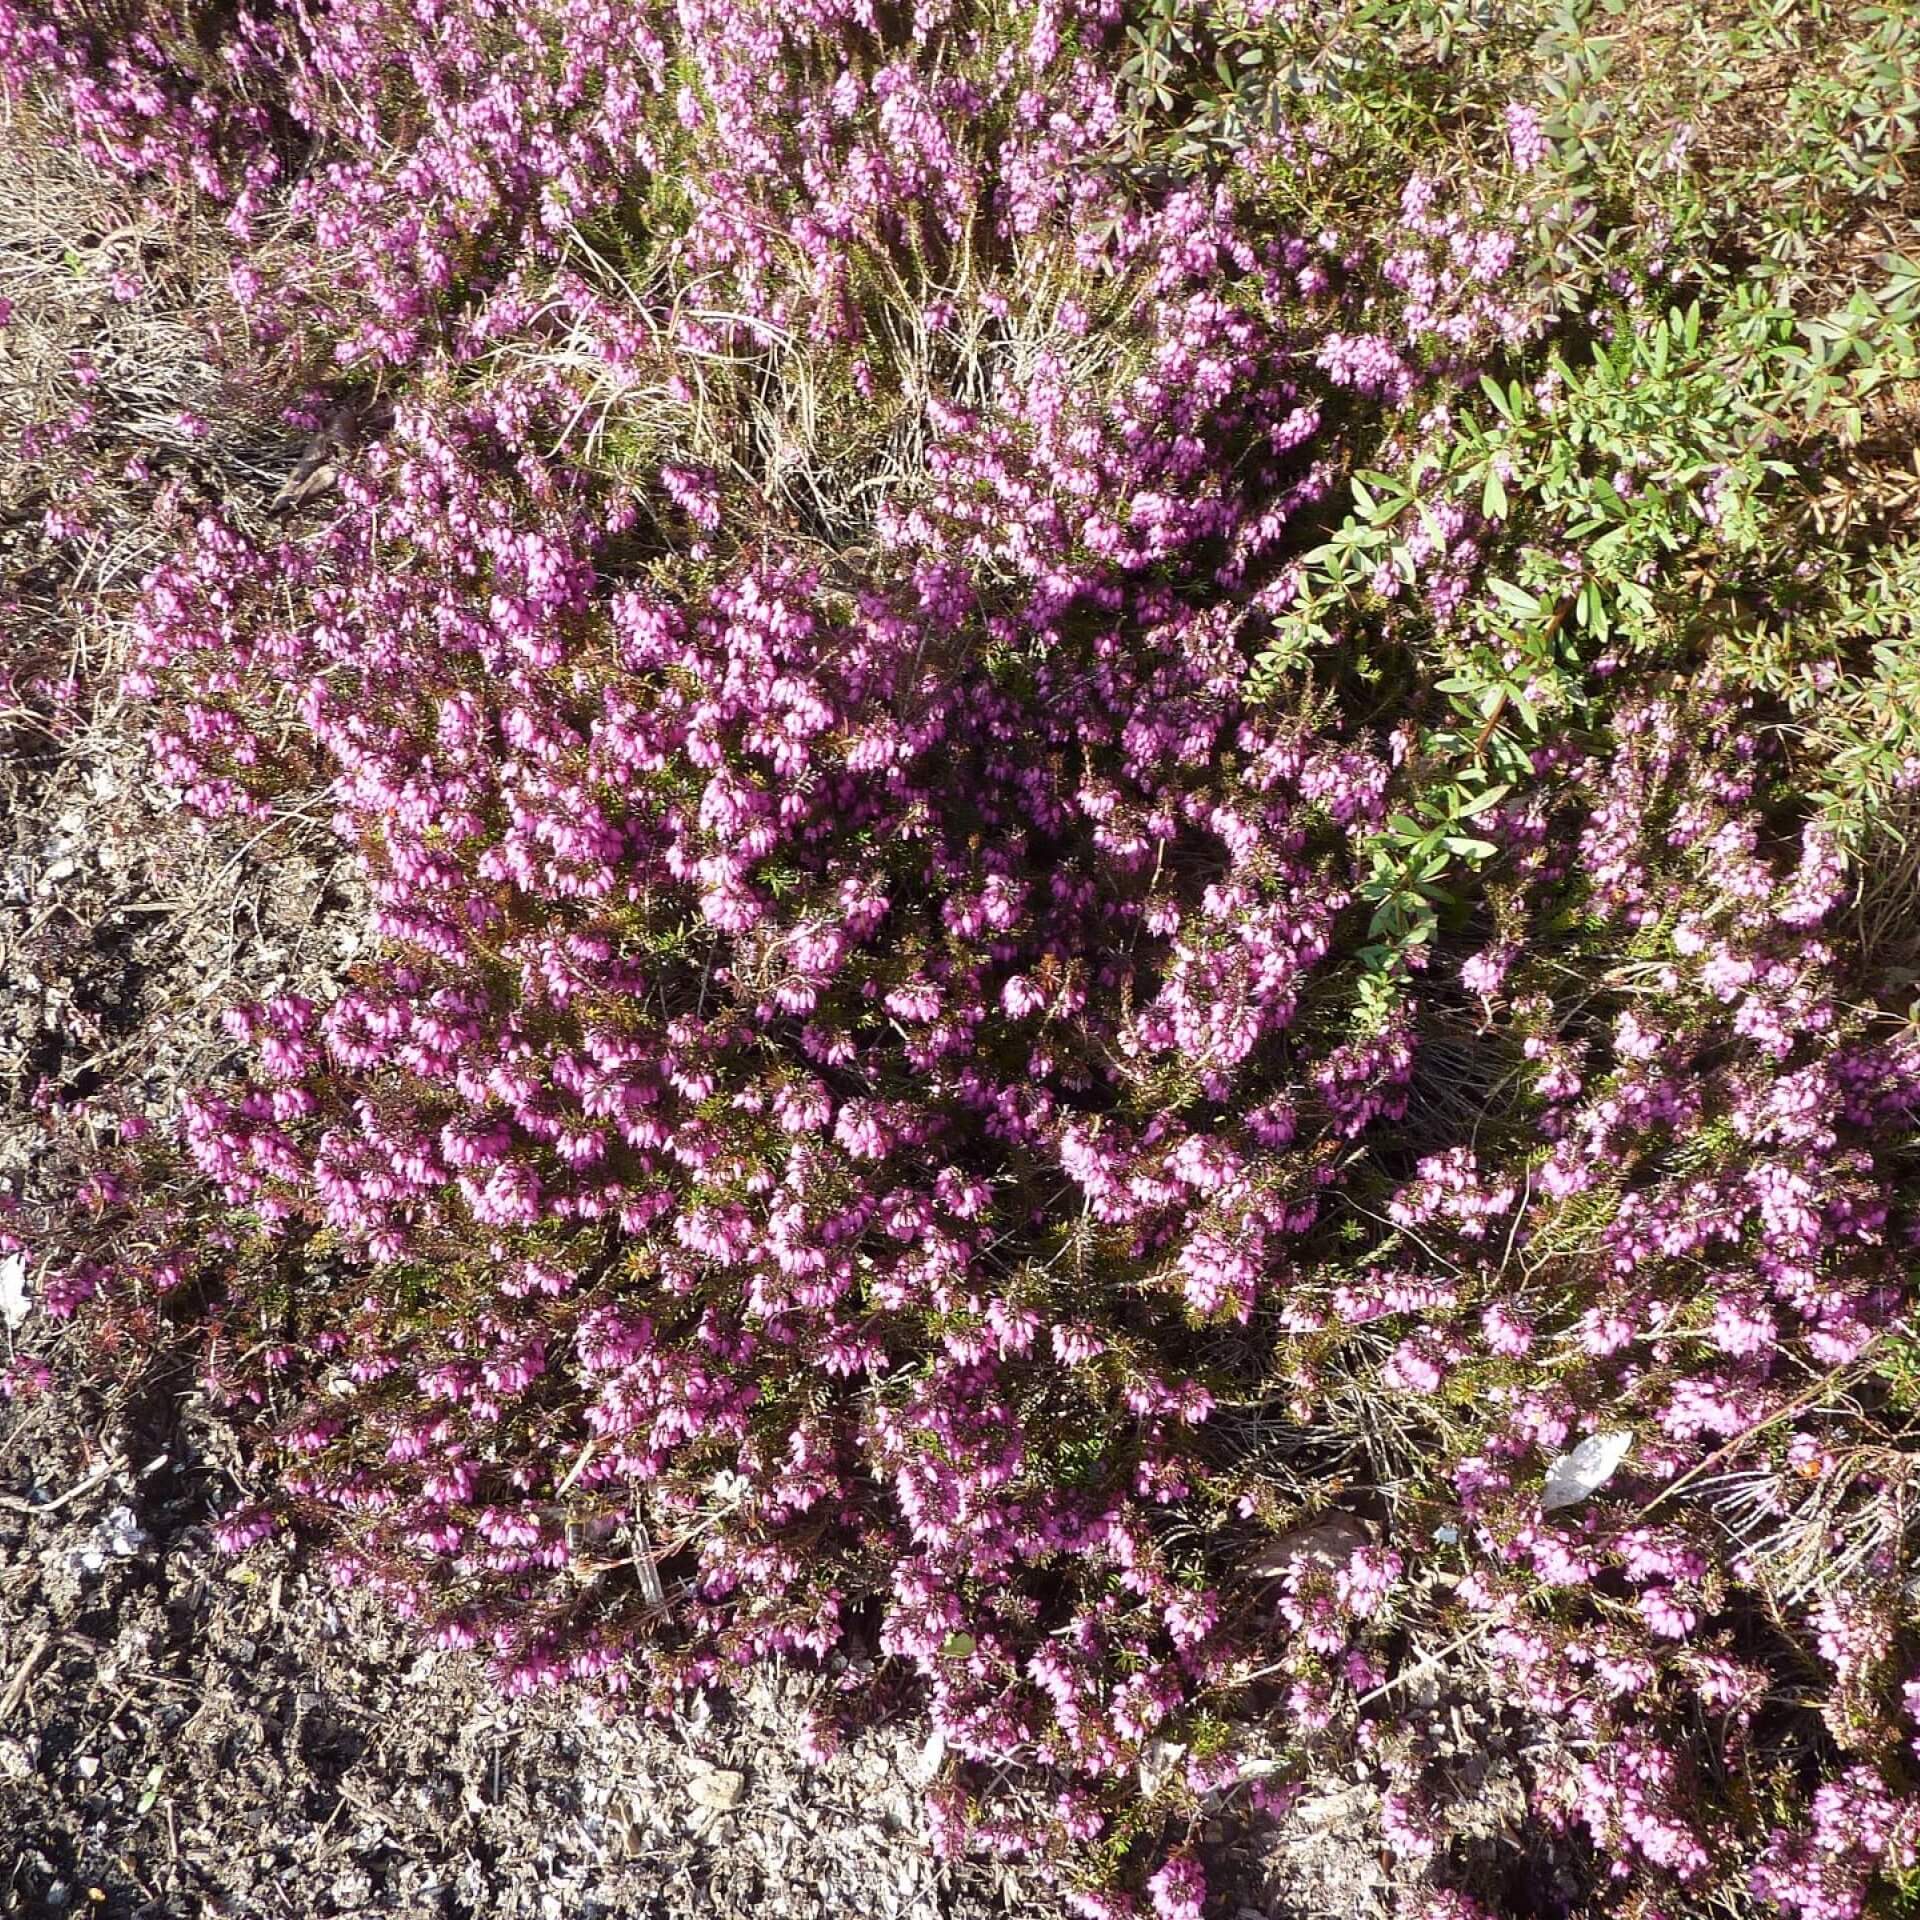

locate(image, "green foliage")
[[1204, 0, 1920, 983], [1870, 1327, 1920, 1420], [1353, 777, 1514, 976], [1534, 0, 1920, 293], [1118, 0, 1547, 187]]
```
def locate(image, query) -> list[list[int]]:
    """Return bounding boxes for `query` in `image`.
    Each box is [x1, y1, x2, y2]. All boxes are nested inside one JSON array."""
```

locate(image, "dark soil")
[[0, 1375, 1030, 1920]]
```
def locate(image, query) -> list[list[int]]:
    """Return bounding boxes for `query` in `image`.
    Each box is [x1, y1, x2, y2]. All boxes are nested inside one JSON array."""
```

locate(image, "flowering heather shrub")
[[7, 0, 1920, 1913]]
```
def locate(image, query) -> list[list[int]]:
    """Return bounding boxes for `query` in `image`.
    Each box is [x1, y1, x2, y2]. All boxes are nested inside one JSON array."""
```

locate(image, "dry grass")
[[0, 94, 308, 734], [505, 215, 1158, 596], [0, 104, 359, 1190]]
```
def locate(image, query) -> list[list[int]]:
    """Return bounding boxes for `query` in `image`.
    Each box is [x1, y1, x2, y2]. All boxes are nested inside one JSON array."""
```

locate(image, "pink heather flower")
[[1460, 942, 1515, 996], [1164, 1589, 1218, 1649], [1481, 1303, 1535, 1356], [1002, 974, 1047, 1017], [1813, 1593, 1893, 1684], [1639, 1587, 1700, 1640], [1147, 1851, 1205, 1920], [25, 15, 1920, 1903], [213, 1504, 277, 1554], [1051, 1322, 1107, 1366], [1, 1358, 54, 1400], [1413, 1897, 1496, 1920], [1382, 1336, 1447, 1394], [1751, 1767, 1917, 1920], [1381, 1788, 1437, 1861], [1337, 1546, 1402, 1617], [1504, 102, 1550, 172]]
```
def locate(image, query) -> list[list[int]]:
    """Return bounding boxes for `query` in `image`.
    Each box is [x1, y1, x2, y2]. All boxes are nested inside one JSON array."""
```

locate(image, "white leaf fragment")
[[1542, 1430, 1633, 1512], [908, 1725, 947, 1787], [0, 1252, 28, 1331], [1137, 1737, 1187, 1798]]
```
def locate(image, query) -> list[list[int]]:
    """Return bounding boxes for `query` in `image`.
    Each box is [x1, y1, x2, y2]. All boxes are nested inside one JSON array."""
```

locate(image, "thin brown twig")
[[1630, 1327, 1905, 1525], [0, 1629, 51, 1725], [0, 1455, 124, 1517]]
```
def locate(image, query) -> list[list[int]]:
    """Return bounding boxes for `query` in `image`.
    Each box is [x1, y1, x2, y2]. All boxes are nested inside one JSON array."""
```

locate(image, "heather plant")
[[4, 0, 1920, 1915], [1206, 2, 1920, 1906]]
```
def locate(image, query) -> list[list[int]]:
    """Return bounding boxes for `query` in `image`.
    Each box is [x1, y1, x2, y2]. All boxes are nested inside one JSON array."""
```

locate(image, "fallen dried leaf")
[[1137, 1737, 1186, 1797], [1240, 1513, 1373, 1582], [269, 455, 338, 514], [1293, 1782, 1376, 1832], [686, 1765, 745, 1811]]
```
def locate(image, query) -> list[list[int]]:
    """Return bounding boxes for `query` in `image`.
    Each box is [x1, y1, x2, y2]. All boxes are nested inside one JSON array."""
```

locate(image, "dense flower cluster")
[[1268, 685, 1920, 1892], [6, 0, 1920, 1913]]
